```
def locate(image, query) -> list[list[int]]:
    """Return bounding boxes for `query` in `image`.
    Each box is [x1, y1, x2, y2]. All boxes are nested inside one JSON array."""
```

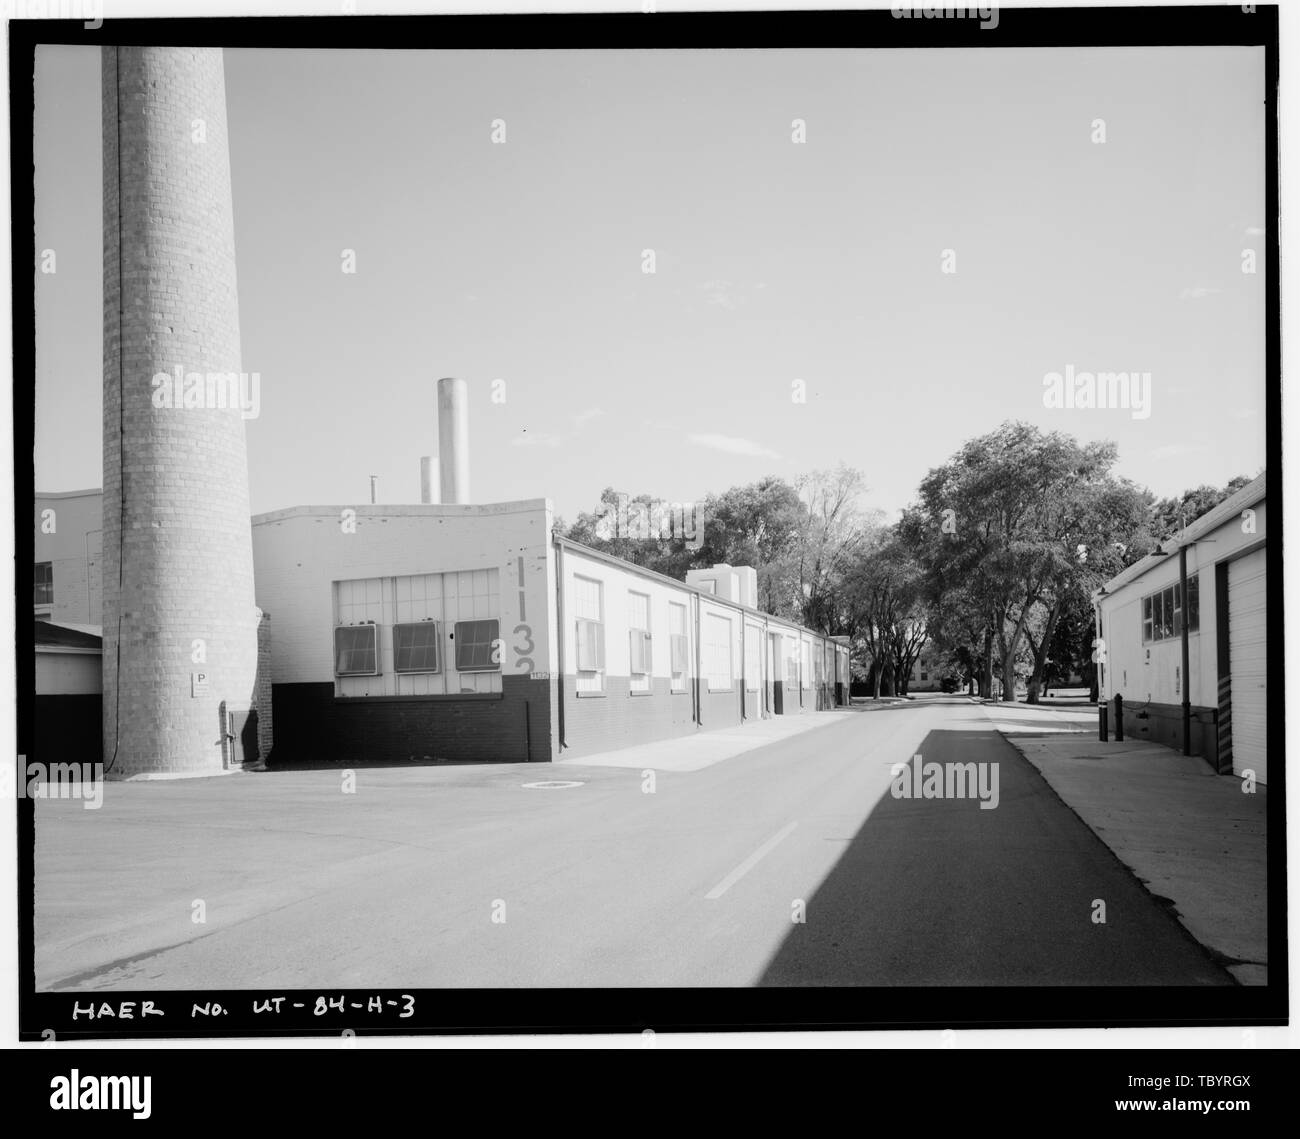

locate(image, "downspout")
[[693, 592, 702, 726], [1179, 543, 1191, 756], [555, 539, 566, 752], [1091, 590, 1105, 703], [740, 617, 746, 721]]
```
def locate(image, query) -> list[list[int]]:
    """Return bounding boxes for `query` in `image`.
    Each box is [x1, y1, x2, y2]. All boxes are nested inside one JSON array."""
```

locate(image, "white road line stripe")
[[705, 821, 799, 900]]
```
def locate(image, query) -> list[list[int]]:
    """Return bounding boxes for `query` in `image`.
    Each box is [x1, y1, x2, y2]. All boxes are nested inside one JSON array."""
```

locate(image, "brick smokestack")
[[101, 47, 259, 777], [437, 377, 470, 504]]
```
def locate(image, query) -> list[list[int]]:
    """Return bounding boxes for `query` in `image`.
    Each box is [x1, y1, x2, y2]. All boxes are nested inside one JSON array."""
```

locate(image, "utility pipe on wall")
[[1180, 543, 1192, 756]]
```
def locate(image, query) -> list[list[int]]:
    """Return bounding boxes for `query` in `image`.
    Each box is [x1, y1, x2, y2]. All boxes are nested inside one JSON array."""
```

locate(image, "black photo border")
[[9, 3, 1285, 1040]]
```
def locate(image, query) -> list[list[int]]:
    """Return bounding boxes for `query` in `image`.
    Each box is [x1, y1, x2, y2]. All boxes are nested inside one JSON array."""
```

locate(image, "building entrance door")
[[770, 633, 784, 715]]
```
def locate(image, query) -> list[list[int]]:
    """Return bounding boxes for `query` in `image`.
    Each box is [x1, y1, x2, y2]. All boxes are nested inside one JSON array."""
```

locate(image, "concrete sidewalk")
[[555, 709, 859, 772], [997, 727, 1268, 985]]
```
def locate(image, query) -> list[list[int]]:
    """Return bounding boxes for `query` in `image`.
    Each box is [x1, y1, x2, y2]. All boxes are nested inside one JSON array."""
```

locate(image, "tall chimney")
[[101, 46, 258, 778], [419, 455, 437, 504], [437, 377, 470, 504]]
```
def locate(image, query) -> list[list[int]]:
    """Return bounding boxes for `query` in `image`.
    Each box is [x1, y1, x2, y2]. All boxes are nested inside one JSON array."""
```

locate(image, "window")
[[1142, 576, 1200, 643], [801, 641, 812, 688], [703, 613, 733, 691], [574, 576, 605, 692], [394, 621, 440, 673], [454, 619, 500, 672], [576, 619, 605, 671], [628, 591, 652, 692], [669, 601, 689, 692], [34, 562, 52, 607], [333, 569, 503, 696], [785, 637, 799, 685], [335, 624, 378, 676]]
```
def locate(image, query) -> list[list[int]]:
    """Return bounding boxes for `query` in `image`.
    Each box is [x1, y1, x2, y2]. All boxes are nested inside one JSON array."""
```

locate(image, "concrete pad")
[[555, 710, 858, 772], [999, 730, 1267, 984], [980, 701, 1097, 735]]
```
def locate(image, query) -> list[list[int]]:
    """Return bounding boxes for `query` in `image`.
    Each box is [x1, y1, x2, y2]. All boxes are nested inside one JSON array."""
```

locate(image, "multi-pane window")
[[785, 637, 799, 685], [394, 621, 440, 673], [668, 601, 689, 692], [335, 624, 379, 676], [628, 591, 652, 693], [334, 569, 501, 696], [1142, 576, 1200, 643], [34, 562, 53, 607], [574, 575, 605, 693], [703, 613, 733, 691], [454, 619, 500, 672], [801, 640, 812, 688]]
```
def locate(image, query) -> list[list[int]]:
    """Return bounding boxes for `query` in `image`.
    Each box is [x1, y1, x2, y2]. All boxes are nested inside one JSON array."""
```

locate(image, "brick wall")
[[559, 676, 697, 760], [1119, 700, 1219, 767], [101, 46, 259, 777], [270, 674, 551, 765], [35, 695, 103, 766], [254, 609, 274, 763]]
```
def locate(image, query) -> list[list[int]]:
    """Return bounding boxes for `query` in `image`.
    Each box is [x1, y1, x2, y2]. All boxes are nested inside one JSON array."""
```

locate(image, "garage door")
[[1228, 549, 1267, 783]]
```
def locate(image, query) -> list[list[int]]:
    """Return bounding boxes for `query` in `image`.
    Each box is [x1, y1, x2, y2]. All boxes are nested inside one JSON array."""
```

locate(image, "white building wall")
[[33, 490, 103, 625], [562, 547, 699, 688], [1101, 500, 1266, 709], [558, 545, 820, 703], [35, 649, 103, 695], [251, 500, 555, 687]]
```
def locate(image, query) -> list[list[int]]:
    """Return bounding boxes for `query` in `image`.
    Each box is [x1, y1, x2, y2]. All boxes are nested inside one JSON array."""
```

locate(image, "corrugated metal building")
[[1094, 472, 1268, 782]]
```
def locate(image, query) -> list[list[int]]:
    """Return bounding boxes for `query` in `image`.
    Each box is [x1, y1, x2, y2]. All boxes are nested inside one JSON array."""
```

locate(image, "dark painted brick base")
[[273, 673, 847, 766], [558, 676, 843, 761], [560, 676, 698, 760], [34, 694, 103, 765], [1119, 700, 1218, 767], [271, 675, 553, 765]]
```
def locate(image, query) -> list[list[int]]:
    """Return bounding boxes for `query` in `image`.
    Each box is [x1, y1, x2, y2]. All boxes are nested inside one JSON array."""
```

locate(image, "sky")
[[33, 43, 1267, 523]]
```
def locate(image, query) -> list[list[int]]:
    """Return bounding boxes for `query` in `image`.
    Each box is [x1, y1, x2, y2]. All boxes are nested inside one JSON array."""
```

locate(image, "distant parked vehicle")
[[939, 676, 960, 693]]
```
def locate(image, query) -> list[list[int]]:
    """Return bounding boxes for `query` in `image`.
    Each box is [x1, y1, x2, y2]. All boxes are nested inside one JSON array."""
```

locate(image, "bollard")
[[1113, 693, 1124, 742], [1099, 703, 1108, 742]]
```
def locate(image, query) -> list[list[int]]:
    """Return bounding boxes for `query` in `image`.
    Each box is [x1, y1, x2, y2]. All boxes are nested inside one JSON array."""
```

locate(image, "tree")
[[1149, 476, 1252, 542], [792, 465, 878, 633], [840, 528, 924, 699], [1020, 474, 1155, 703], [563, 487, 700, 579], [900, 422, 1132, 703], [695, 477, 806, 618]]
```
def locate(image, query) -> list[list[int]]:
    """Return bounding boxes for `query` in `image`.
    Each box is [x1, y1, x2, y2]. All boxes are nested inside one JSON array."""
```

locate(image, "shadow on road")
[[756, 726, 1234, 987]]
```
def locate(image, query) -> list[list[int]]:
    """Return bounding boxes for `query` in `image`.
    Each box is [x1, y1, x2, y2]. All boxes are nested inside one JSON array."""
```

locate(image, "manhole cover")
[[521, 780, 585, 790]]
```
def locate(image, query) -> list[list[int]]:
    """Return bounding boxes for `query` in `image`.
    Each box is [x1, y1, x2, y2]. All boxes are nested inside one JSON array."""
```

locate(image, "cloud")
[[510, 431, 563, 448], [1178, 286, 1222, 300], [687, 432, 780, 458], [697, 279, 744, 310], [572, 407, 605, 429], [1244, 226, 1264, 236]]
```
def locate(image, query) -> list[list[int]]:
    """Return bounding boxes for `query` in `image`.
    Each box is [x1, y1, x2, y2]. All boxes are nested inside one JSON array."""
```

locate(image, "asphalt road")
[[35, 697, 1232, 989]]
